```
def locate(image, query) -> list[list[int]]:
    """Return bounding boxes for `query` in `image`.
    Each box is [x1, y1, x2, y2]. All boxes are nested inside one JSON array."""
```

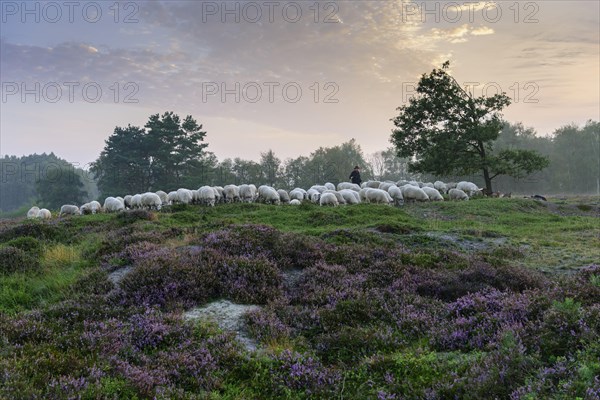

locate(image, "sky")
[[1, 0, 599, 167]]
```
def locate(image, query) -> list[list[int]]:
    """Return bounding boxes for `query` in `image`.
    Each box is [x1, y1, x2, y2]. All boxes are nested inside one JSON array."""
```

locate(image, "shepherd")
[[349, 165, 362, 186]]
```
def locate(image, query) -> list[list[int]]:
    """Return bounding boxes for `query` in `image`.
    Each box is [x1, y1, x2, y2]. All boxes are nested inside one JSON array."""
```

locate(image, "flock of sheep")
[[26, 180, 485, 219]]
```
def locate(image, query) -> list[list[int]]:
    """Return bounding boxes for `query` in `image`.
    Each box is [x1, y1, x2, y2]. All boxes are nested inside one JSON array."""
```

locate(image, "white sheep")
[[365, 180, 381, 189], [80, 203, 93, 215], [448, 188, 469, 201], [191, 189, 201, 204], [366, 188, 393, 205], [401, 185, 430, 202], [277, 189, 291, 204], [339, 189, 360, 205], [155, 191, 168, 205], [103, 197, 125, 213], [289, 189, 305, 202], [422, 182, 434, 188], [124, 195, 133, 209], [27, 206, 40, 219], [177, 188, 193, 205], [141, 192, 162, 210], [422, 187, 444, 201], [239, 184, 256, 203], [434, 181, 448, 194], [307, 188, 321, 203], [409, 181, 421, 188], [199, 186, 216, 207], [456, 181, 481, 197], [387, 185, 404, 206], [378, 182, 394, 191], [258, 186, 280, 205], [60, 204, 81, 216], [359, 188, 369, 203], [309, 185, 328, 194], [319, 192, 339, 206], [289, 199, 301, 205], [167, 191, 178, 205], [130, 194, 142, 209], [212, 186, 225, 203], [396, 180, 410, 187], [337, 182, 361, 192], [324, 182, 336, 191], [37, 208, 52, 219], [323, 190, 346, 205], [223, 185, 240, 203]]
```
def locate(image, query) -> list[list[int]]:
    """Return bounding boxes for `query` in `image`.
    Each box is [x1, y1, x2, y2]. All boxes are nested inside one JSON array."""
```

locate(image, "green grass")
[[0, 198, 597, 315]]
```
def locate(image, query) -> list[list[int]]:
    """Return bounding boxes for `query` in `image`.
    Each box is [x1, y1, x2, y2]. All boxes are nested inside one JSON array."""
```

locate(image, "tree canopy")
[[91, 112, 208, 196], [391, 61, 548, 192]]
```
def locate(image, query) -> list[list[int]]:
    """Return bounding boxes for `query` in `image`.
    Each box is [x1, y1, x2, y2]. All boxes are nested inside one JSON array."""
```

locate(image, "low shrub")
[[0, 246, 41, 275]]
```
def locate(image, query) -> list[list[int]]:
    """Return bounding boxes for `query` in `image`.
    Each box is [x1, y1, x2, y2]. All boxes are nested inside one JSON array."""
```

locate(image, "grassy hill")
[[0, 199, 598, 398]]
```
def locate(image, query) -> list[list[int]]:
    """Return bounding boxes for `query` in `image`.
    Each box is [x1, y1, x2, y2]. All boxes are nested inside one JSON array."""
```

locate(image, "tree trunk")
[[482, 166, 493, 194]]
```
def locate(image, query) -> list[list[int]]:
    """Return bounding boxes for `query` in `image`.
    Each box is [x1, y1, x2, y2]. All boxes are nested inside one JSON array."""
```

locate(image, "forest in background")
[[0, 120, 598, 213]]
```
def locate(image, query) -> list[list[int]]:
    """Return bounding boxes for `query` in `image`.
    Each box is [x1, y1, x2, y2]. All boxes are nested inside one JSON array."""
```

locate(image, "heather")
[[0, 202, 599, 398]]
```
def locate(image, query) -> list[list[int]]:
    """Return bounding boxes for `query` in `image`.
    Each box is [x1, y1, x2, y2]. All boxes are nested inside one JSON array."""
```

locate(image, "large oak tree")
[[391, 62, 548, 193]]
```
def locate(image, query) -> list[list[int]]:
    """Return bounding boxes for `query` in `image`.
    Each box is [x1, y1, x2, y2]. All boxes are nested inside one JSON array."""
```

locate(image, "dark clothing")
[[349, 170, 362, 185]]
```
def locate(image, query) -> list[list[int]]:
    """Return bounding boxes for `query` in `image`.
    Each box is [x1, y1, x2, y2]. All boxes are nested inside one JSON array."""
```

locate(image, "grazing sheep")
[[80, 203, 93, 215], [337, 182, 361, 192], [309, 185, 328, 194], [422, 187, 444, 201], [448, 188, 469, 201], [456, 181, 481, 197], [277, 189, 291, 204], [307, 188, 320, 203], [141, 192, 162, 210], [409, 181, 421, 188], [239, 184, 256, 203], [258, 186, 280, 205], [366, 188, 393, 205], [155, 191, 168, 205], [289, 199, 301, 205], [60, 204, 81, 216], [359, 188, 369, 202], [212, 186, 225, 203], [191, 189, 201, 204], [323, 190, 346, 205], [422, 182, 435, 189], [387, 185, 404, 206], [130, 194, 142, 209], [434, 181, 448, 194], [199, 186, 216, 207], [103, 197, 125, 212], [177, 188, 193, 205], [365, 180, 381, 189], [37, 208, 52, 219], [319, 192, 339, 206], [167, 191, 178, 205], [339, 189, 360, 205], [223, 185, 240, 203], [396, 180, 410, 187], [401, 185, 429, 202], [124, 195, 133, 209], [27, 206, 40, 219], [378, 182, 394, 191], [289, 189, 305, 202], [324, 182, 336, 191]]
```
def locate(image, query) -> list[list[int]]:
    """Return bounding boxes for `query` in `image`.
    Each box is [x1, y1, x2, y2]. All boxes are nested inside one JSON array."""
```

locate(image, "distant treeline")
[[1, 121, 597, 213]]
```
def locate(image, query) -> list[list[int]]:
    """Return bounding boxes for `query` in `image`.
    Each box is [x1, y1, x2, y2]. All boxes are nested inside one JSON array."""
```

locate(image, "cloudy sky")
[[1, 0, 598, 167]]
